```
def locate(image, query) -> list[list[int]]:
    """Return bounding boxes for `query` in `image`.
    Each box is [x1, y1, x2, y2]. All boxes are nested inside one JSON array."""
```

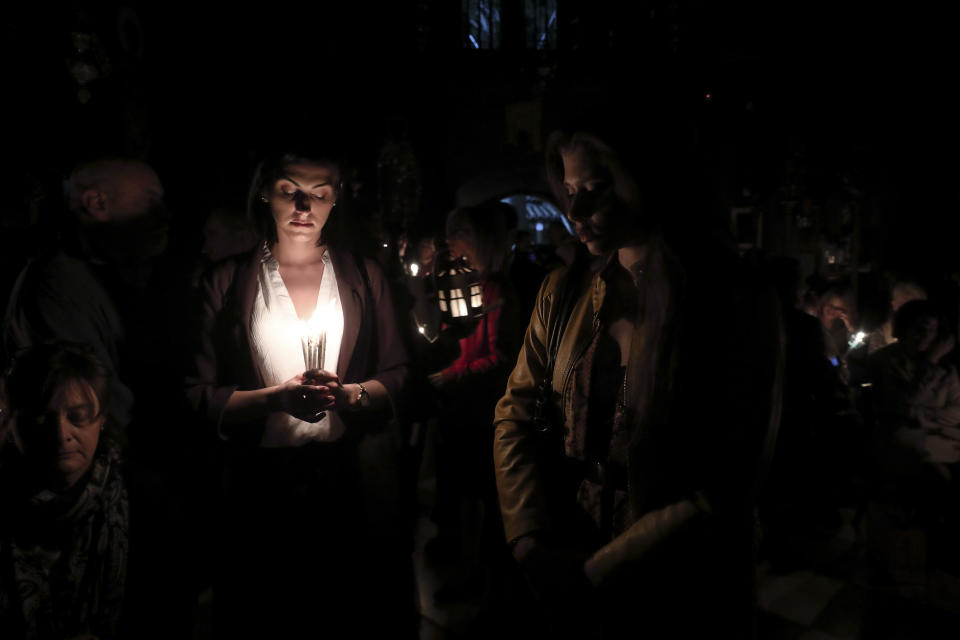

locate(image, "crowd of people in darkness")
[[1, 121, 959, 639], [758, 248, 960, 617]]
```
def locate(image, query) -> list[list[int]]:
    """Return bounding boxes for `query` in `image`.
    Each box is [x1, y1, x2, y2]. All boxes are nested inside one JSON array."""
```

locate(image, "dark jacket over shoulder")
[[493, 238, 783, 636]]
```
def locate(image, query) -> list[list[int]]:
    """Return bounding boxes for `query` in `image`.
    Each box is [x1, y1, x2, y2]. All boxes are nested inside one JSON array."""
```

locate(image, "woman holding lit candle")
[[491, 124, 783, 637], [186, 149, 410, 636]]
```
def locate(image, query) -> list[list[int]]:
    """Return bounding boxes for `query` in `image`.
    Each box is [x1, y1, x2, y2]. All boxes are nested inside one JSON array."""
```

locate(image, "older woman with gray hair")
[[1, 342, 127, 639]]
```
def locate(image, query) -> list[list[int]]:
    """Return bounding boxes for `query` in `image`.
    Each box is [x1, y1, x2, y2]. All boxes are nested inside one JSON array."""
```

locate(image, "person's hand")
[[838, 310, 855, 333], [273, 373, 334, 422], [427, 371, 447, 389], [304, 369, 355, 412]]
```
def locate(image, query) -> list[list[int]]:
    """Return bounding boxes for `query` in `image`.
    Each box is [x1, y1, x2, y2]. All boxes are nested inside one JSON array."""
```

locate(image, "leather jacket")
[[494, 261, 606, 543], [493, 242, 783, 545]]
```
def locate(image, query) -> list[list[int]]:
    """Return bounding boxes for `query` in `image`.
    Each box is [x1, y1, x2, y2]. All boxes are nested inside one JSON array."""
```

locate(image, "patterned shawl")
[[0, 444, 129, 639]]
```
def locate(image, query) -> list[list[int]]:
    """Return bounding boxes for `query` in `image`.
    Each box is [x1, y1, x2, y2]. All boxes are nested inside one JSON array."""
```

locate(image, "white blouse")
[[251, 243, 345, 446]]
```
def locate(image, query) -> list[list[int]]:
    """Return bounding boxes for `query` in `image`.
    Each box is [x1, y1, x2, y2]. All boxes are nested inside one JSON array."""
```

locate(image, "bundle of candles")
[[299, 299, 336, 371], [301, 332, 325, 371]]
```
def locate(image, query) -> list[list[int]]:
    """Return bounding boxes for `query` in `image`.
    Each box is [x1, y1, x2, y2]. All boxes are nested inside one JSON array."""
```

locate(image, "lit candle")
[[299, 299, 335, 372], [300, 330, 325, 371]]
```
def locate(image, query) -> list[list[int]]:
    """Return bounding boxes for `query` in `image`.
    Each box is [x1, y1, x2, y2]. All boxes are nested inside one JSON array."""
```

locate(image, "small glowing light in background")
[[848, 331, 867, 349], [413, 317, 438, 343], [382, 243, 389, 249], [410, 263, 420, 277], [535, 222, 544, 232]]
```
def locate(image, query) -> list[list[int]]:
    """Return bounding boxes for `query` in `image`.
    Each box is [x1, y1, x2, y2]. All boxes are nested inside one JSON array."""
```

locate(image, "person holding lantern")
[[429, 204, 520, 389], [425, 204, 522, 604], [185, 149, 411, 637], [492, 124, 782, 637]]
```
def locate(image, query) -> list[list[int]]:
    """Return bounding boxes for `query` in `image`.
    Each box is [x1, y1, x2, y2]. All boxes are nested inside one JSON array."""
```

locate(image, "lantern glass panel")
[[450, 287, 465, 318], [469, 284, 483, 309], [438, 289, 448, 312]]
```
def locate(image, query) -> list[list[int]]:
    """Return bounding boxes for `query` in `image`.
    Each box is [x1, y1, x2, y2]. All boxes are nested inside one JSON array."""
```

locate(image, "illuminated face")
[[560, 148, 633, 256], [266, 162, 338, 246], [17, 380, 104, 488]]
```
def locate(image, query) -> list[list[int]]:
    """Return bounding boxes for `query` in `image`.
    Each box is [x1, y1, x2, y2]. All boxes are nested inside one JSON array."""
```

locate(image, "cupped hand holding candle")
[[271, 373, 335, 423], [303, 369, 367, 412]]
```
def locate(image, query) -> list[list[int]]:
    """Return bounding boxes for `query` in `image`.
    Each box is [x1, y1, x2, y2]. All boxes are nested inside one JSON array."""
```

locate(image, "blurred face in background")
[[101, 164, 165, 223], [75, 161, 169, 262], [821, 296, 851, 332], [415, 238, 436, 276], [447, 222, 480, 270]]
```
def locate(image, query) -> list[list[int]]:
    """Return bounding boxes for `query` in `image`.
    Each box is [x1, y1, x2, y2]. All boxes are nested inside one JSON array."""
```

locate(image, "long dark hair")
[[246, 151, 343, 246]]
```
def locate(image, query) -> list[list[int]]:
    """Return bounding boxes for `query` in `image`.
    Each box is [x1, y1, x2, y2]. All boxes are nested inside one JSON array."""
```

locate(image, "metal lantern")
[[434, 256, 484, 322]]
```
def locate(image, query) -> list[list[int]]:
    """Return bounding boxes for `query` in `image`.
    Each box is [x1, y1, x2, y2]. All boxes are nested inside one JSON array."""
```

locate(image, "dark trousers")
[[213, 440, 416, 638]]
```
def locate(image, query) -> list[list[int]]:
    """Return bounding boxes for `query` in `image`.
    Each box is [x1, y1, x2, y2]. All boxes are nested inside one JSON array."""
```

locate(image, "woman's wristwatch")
[[356, 383, 370, 408]]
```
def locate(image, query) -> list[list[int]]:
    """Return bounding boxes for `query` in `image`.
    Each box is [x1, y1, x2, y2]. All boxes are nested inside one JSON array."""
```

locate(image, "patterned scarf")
[[0, 445, 129, 639]]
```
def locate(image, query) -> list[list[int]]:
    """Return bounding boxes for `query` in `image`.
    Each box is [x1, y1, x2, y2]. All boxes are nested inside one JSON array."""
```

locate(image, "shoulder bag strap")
[[534, 249, 588, 433]]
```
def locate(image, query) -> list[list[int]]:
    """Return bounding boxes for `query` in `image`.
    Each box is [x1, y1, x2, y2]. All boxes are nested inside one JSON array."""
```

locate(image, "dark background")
[[2, 1, 956, 281]]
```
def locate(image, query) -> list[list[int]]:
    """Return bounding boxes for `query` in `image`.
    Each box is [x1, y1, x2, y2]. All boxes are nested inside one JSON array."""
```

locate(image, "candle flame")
[[300, 299, 336, 371], [301, 298, 337, 338]]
